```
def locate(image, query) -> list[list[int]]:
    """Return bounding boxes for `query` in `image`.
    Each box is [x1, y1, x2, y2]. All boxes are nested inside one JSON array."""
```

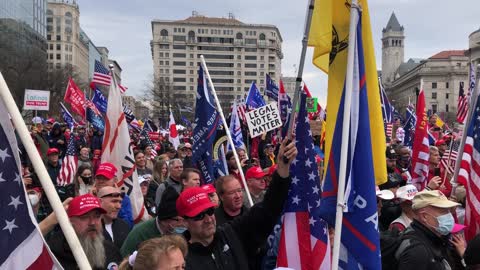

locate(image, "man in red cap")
[[243, 166, 268, 208], [177, 139, 297, 270], [94, 162, 134, 228], [46, 194, 122, 269], [46, 148, 60, 186], [435, 139, 447, 157]]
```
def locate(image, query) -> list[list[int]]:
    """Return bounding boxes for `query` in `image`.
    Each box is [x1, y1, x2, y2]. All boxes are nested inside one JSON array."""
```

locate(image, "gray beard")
[[78, 231, 106, 268]]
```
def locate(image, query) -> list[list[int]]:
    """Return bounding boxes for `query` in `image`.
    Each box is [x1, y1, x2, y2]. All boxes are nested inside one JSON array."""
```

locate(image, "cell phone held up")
[[434, 167, 441, 177]]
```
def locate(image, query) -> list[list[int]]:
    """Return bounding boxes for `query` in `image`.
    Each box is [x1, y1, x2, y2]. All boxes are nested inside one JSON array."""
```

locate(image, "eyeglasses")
[[187, 207, 215, 221], [100, 192, 122, 198]]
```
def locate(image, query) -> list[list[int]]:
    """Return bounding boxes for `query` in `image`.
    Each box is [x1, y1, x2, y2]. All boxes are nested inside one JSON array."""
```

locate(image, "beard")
[[77, 229, 106, 268]]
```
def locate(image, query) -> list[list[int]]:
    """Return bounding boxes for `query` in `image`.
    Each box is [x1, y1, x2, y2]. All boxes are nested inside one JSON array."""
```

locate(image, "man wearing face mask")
[[395, 145, 413, 183], [396, 190, 463, 270]]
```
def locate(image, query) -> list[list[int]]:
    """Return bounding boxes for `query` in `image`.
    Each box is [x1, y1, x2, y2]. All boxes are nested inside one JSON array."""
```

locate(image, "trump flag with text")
[[319, 10, 381, 269]]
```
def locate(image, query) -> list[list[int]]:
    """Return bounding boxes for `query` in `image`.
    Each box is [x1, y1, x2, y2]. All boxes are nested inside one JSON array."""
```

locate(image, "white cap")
[[32, 116, 42, 124], [138, 175, 149, 185], [396, 184, 418, 201], [376, 186, 395, 200]]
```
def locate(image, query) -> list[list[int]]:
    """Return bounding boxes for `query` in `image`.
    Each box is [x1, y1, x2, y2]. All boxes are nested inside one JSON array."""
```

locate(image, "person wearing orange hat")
[[243, 166, 268, 208], [46, 194, 122, 269]]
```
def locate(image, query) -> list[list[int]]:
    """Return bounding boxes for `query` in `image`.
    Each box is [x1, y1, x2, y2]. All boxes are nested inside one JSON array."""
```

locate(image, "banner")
[[23, 89, 50, 111], [245, 102, 282, 138]]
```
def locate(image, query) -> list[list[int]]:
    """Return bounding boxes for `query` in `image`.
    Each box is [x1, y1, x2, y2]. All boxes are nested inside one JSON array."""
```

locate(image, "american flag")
[[379, 77, 393, 123], [277, 92, 330, 270], [0, 100, 62, 269], [140, 128, 157, 158], [236, 100, 247, 123], [440, 149, 458, 175], [56, 137, 78, 186], [458, 94, 480, 241], [411, 82, 430, 190], [385, 123, 393, 140], [119, 84, 127, 94], [92, 60, 112, 86], [457, 63, 475, 124]]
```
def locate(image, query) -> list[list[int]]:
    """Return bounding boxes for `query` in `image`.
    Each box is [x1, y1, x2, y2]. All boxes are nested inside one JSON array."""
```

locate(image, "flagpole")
[[451, 63, 480, 197], [379, 77, 389, 123], [442, 138, 455, 186], [286, 0, 316, 141], [0, 72, 92, 270], [200, 55, 254, 207], [331, 2, 360, 269]]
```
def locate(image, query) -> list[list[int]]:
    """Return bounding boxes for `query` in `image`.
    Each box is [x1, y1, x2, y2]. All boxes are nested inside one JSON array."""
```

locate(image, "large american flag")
[[277, 92, 330, 270], [92, 60, 112, 86], [411, 83, 430, 190], [457, 63, 475, 124], [56, 137, 78, 186], [236, 100, 247, 123], [458, 94, 480, 241], [0, 100, 62, 269]]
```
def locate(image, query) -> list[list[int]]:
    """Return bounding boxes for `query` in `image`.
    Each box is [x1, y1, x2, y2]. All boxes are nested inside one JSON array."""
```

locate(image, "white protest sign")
[[245, 102, 282, 138], [23, 89, 50, 110]]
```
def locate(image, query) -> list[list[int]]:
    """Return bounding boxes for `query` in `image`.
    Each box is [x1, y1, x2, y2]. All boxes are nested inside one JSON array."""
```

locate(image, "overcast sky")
[[78, 0, 479, 106]]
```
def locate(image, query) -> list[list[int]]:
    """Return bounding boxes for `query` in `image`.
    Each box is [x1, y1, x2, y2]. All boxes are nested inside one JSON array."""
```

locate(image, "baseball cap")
[[95, 162, 118, 179], [176, 187, 217, 218], [138, 175, 149, 185], [47, 148, 59, 156], [46, 118, 55, 124], [264, 143, 273, 149], [376, 186, 394, 200], [68, 194, 106, 217], [386, 145, 398, 160], [396, 184, 418, 202], [412, 190, 460, 210], [201, 184, 216, 194], [435, 139, 447, 147], [184, 143, 192, 149], [32, 116, 43, 124], [246, 166, 267, 179]]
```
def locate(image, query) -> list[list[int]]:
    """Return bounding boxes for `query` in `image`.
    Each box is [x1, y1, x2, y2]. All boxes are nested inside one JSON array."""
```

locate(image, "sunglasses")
[[187, 207, 215, 221], [100, 192, 122, 198]]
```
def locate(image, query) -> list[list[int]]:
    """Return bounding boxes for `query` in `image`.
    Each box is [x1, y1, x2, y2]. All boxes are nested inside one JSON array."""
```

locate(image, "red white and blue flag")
[[92, 60, 111, 86], [458, 94, 480, 240], [457, 62, 475, 124], [56, 137, 78, 186], [410, 81, 430, 190], [277, 92, 331, 270], [319, 12, 381, 269], [0, 99, 62, 269]]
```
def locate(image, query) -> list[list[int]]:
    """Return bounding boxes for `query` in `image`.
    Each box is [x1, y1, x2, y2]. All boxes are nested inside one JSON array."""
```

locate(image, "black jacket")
[[47, 231, 122, 270], [397, 220, 464, 270], [102, 218, 131, 251], [184, 171, 291, 270], [214, 205, 248, 227]]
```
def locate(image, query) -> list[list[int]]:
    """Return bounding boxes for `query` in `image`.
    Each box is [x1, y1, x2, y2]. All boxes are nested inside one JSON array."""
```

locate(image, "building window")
[[446, 93, 449, 99], [47, 35, 51, 40], [56, 44, 61, 50], [159, 61, 164, 65], [49, 53, 53, 59], [237, 71, 241, 75], [159, 52, 164, 57], [173, 53, 186, 58], [237, 55, 241, 60], [432, 92, 437, 99], [173, 69, 186, 74], [446, 104, 449, 112], [432, 82, 437, 89], [56, 54, 61, 60], [190, 78, 194, 82], [173, 35, 186, 42], [49, 44, 53, 50], [245, 55, 257, 60], [56, 35, 61, 41], [161, 29, 168, 36], [432, 104, 437, 113], [446, 82, 449, 88], [165, 53, 169, 57], [173, 45, 186, 50], [190, 70, 194, 74], [165, 61, 169, 65], [173, 61, 186, 66]]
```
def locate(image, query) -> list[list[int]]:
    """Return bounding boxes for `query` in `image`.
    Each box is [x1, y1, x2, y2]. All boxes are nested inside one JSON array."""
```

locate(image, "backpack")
[[380, 227, 428, 270]]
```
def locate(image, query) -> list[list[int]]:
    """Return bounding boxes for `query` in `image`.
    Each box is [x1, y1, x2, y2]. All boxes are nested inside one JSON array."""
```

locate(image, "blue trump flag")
[[86, 99, 105, 131], [403, 105, 416, 147], [319, 12, 381, 269], [245, 82, 266, 109], [191, 66, 221, 184], [92, 87, 107, 114], [60, 102, 76, 130], [265, 74, 279, 100]]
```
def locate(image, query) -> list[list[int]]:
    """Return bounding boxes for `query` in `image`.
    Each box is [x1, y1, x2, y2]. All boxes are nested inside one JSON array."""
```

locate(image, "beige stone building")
[[122, 95, 136, 111], [46, 0, 89, 82], [382, 12, 470, 124], [280, 76, 296, 98], [150, 12, 283, 115]]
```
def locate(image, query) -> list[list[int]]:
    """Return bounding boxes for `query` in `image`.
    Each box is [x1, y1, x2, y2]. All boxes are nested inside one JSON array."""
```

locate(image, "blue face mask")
[[172, 227, 187, 234], [434, 213, 454, 236]]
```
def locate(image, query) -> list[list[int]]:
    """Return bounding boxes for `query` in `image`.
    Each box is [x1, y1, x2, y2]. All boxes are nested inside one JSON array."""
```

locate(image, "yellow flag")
[[308, 0, 387, 185], [435, 115, 445, 128]]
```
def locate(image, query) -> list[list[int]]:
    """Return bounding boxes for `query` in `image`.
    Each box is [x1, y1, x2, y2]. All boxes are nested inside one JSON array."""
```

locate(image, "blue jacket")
[[118, 194, 134, 229]]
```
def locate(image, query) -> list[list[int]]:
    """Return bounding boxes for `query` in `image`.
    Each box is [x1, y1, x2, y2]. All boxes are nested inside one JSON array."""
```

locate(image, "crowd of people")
[[18, 112, 480, 270], [21, 116, 300, 270]]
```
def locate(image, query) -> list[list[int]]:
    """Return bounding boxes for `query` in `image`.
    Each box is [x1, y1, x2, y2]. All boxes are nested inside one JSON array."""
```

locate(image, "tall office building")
[[46, 0, 89, 82], [0, 0, 48, 108], [151, 12, 283, 119]]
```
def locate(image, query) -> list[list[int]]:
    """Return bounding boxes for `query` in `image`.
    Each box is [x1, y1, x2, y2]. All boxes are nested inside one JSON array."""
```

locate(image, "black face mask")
[[387, 166, 395, 173], [80, 176, 92, 184]]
